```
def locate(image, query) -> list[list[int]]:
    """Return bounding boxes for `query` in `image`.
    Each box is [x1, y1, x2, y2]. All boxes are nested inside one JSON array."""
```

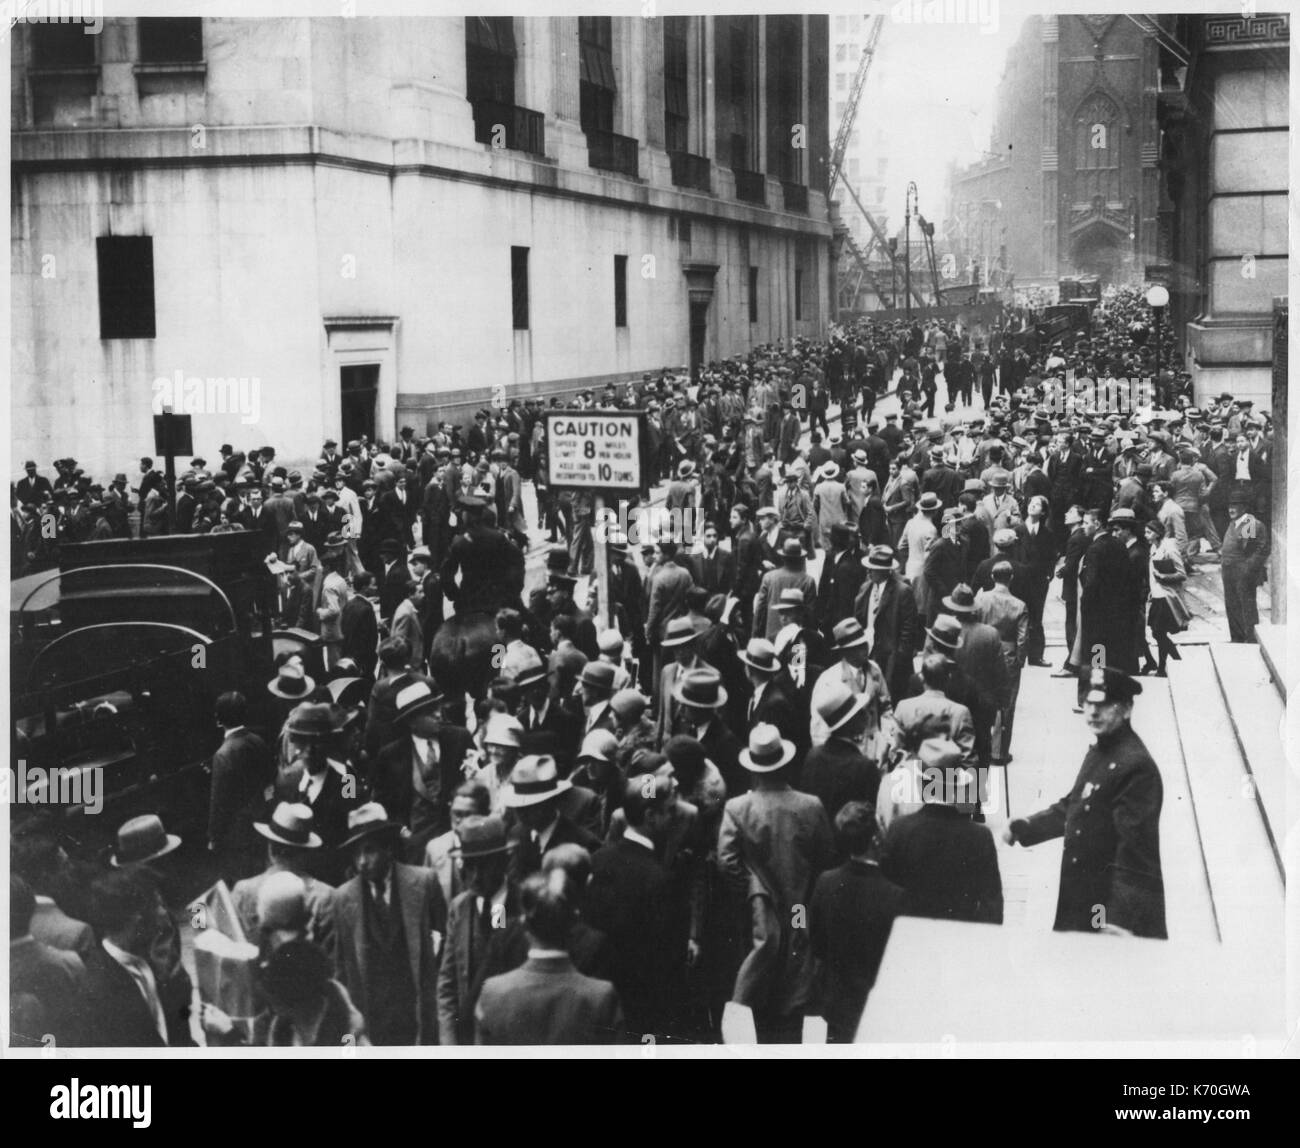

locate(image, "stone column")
[[699, 16, 716, 161], [549, 16, 588, 169], [756, 17, 768, 173]]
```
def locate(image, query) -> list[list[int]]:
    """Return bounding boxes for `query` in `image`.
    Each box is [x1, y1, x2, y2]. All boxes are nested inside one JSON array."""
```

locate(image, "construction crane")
[[840, 174, 927, 309], [827, 15, 884, 200]]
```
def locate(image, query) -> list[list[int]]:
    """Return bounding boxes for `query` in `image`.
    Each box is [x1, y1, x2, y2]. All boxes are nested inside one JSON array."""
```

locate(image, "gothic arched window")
[[1075, 92, 1122, 203]]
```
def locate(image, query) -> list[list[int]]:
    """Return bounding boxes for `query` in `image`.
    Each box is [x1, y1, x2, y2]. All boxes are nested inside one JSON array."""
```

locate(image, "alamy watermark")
[[593, 502, 703, 548], [889, 0, 1000, 36], [152, 370, 262, 424], [3, 760, 103, 815], [7, 0, 103, 34]]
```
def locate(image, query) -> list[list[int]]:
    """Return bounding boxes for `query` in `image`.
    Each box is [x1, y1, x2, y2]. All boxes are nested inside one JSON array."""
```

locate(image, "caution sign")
[[544, 409, 644, 493]]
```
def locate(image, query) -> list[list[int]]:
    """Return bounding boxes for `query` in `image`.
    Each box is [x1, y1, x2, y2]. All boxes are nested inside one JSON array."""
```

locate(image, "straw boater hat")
[[739, 723, 797, 773], [660, 616, 699, 648], [917, 492, 942, 513], [109, 814, 182, 867], [862, 544, 895, 571], [254, 802, 323, 850], [510, 648, 548, 688], [831, 617, 871, 651], [393, 678, 444, 723], [482, 713, 524, 749], [771, 587, 807, 613], [815, 462, 840, 483], [501, 755, 572, 808]]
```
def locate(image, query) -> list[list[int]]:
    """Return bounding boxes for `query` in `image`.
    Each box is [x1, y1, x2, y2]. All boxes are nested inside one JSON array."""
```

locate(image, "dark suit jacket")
[[881, 805, 1003, 925], [955, 618, 1010, 713], [208, 727, 273, 850], [816, 545, 866, 634], [798, 738, 881, 825], [507, 814, 602, 885], [475, 954, 623, 1044], [436, 887, 519, 1045], [334, 863, 446, 1044], [585, 836, 679, 1036], [854, 573, 918, 703], [379, 559, 411, 621], [690, 548, 736, 597], [9, 936, 85, 1046], [373, 726, 476, 836], [74, 944, 196, 1048], [747, 670, 806, 757], [810, 860, 904, 1042], [340, 595, 380, 679]]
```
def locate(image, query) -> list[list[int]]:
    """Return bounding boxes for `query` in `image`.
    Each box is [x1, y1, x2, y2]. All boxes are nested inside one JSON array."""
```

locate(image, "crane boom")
[[827, 14, 884, 199], [840, 175, 926, 307]]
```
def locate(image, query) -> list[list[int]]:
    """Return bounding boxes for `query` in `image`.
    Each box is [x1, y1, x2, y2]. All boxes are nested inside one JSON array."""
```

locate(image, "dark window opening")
[[766, 14, 803, 185], [579, 16, 616, 135], [32, 23, 97, 68], [97, 236, 156, 340], [465, 16, 516, 106], [664, 16, 689, 154], [749, 266, 759, 324], [511, 246, 530, 331], [614, 255, 628, 328], [138, 18, 203, 64], [680, 217, 692, 245], [795, 269, 804, 321]]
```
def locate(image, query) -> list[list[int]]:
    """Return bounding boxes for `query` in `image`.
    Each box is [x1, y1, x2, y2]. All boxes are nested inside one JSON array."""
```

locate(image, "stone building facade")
[[11, 16, 831, 473]]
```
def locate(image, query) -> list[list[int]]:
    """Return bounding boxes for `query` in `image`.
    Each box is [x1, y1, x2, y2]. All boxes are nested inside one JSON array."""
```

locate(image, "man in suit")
[[943, 584, 1007, 777], [232, 803, 336, 951], [207, 690, 274, 882], [800, 683, 882, 824], [853, 544, 918, 706], [340, 570, 380, 681], [260, 476, 298, 555], [585, 775, 682, 1037], [9, 875, 85, 1047], [334, 803, 447, 1044], [1018, 494, 1055, 666], [378, 473, 417, 548], [298, 491, 332, 551], [668, 665, 741, 796], [577, 661, 619, 738], [74, 868, 196, 1047], [436, 815, 518, 1045], [1073, 508, 1139, 694], [1006, 668, 1166, 939], [283, 703, 361, 883], [389, 578, 426, 673], [1055, 505, 1090, 675], [645, 539, 694, 683], [810, 802, 904, 1043], [754, 505, 789, 573], [11, 834, 94, 959], [689, 520, 735, 596], [974, 563, 1028, 767], [514, 655, 585, 773], [502, 755, 602, 884], [892, 653, 977, 765], [816, 523, 865, 636], [753, 537, 817, 642], [880, 738, 1003, 925], [373, 678, 476, 843], [15, 460, 53, 507], [738, 638, 806, 762], [719, 724, 835, 1043], [475, 871, 623, 1044], [377, 538, 410, 622]]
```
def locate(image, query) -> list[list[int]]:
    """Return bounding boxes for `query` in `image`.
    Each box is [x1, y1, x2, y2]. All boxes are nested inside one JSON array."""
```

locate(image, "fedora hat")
[[393, 678, 444, 723], [483, 712, 524, 749], [917, 492, 942, 512], [962, 478, 986, 494], [268, 661, 316, 700], [829, 523, 855, 549], [862, 544, 895, 571], [340, 803, 404, 850], [253, 802, 323, 850], [927, 614, 964, 651], [815, 462, 840, 482], [772, 587, 806, 612], [832, 617, 871, 650], [452, 815, 514, 859], [501, 755, 572, 808], [780, 538, 807, 561], [852, 449, 868, 464], [285, 702, 337, 741], [511, 649, 548, 688], [578, 661, 617, 693], [660, 616, 699, 648], [737, 638, 781, 674], [1109, 507, 1138, 526], [545, 547, 571, 573], [324, 677, 367, 710], [110, 814, 182, 867], [672, 666, 728, 709], [677, 460, 696, 478], [817, 681, 870, 734], [739, 723, 797, 773], [377, 538, 404, 557]]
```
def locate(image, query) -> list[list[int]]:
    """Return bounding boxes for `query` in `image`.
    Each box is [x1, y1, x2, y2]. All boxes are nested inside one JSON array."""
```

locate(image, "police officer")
[[1003, 666, 1166, 939], [439, 494, 525, 616]]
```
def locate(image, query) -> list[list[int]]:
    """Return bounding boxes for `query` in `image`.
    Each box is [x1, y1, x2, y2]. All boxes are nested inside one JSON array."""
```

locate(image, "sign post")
[[544, 409, 645, 633], [154, 410, 194, 536]]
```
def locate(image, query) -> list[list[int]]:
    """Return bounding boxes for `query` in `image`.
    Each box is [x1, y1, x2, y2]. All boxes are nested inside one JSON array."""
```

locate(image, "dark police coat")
[[1014, 721, 1166, 939]]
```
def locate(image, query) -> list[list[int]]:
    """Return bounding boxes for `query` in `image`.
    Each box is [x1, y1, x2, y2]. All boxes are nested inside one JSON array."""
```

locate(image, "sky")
[[849, 2, 1032, 236]]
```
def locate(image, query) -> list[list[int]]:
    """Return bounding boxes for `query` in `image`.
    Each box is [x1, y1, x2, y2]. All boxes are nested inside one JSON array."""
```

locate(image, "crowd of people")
[[10, 285, 1276, 1047]]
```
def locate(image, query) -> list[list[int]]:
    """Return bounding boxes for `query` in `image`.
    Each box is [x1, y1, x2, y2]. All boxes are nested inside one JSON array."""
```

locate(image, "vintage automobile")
[[9, 532, 310, 855]]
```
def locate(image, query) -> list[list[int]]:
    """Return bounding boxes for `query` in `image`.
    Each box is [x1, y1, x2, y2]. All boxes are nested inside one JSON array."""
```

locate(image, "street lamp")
[[1146, 283, 1170, 394], [888, 236, 898, 310], [904, 181, 918, 319]]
